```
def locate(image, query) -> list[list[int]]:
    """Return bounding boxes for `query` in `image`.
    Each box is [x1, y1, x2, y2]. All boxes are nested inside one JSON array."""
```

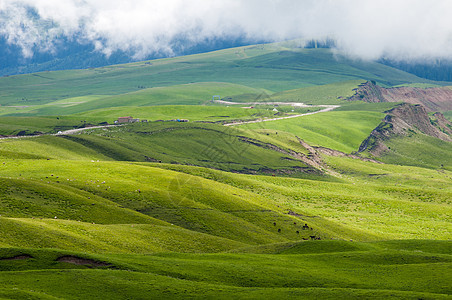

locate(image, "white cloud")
[[1, 0, 452, 61]]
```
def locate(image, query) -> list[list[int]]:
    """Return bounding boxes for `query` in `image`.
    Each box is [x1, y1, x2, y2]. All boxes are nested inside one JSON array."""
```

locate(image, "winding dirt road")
[[0, 102, 340, 140], [54, 125, 119, 135], [0, 125, 119, 140], [220, 101, 340, 126]]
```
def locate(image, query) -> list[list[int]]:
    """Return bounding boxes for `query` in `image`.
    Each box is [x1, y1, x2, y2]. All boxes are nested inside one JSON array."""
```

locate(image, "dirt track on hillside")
[[224, 105, 339, 126], [0, 125, 119, 140], [0, 102, 339, 139], [55, 125, 118, 135], [222, 104, 339, 126], [216, 100, 340, 126]]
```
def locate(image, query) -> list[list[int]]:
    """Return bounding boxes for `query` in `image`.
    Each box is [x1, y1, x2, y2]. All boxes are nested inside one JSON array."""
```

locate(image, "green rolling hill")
[[0, 44, 432, 107], [1, 241, 451, 299], [0, 44, 451, 299]]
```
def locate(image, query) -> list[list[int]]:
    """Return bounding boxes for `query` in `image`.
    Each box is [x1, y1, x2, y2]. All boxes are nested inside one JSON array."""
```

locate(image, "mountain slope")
[[358, 103, 452, 170], [0, 46, 432, 107], [0, 41, 451, 300]]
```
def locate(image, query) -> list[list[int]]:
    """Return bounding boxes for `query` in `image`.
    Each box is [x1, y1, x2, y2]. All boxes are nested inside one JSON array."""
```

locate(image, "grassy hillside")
[[0, 116, 109, 136], [161, 162, 452, 241], [443, 110, 452, 121], [4, 82, 270, 117], [0, 105, 275, 134], [0, 242, 450, 299], [69, 105, 320, 124], [0, 159, 328, 247], [0, 135, 112, 160], [0, 118, 450, 244], [260, 80, 365, 105], [0, 45, 430, 107], [0, 218, 246, 253], [1, 158, 450, 242], [240, 111, 385, 153], [62, 82, 269, 111], [376, 133, 452, 171], [1, 130, 451, 299], [0, 122, 314, 173], [0, 43, 434, 141], [0, 42, 450, 299], [355, 103, 452, 170]]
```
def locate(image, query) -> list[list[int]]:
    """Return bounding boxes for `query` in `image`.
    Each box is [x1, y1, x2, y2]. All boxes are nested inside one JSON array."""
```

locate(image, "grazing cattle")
[[302, 223, 310, 230], [273, 222, 276, 226], [278, 228, 281, 233], [296, 231, 299, 234], [294, 222, 297, 225], [309, 235, 316, 240]]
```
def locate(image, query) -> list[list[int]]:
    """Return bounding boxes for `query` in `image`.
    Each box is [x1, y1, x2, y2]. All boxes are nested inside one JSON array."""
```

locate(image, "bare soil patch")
[[57, 255, 111, 267], [348, 81, 452, 112]]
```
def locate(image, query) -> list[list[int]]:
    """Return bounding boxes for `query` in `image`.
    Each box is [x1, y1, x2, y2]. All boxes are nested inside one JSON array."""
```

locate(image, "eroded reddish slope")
[[348, 81, 452, 112]]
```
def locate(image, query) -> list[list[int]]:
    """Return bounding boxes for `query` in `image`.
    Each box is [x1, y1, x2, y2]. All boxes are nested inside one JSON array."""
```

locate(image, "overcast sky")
[[1, 0, 452, 61]]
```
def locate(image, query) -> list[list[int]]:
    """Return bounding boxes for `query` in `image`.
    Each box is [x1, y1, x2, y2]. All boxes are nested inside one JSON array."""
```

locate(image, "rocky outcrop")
[[348, 81, 452, 112], [359, 103, 451, 155], [387, 104, 451, 140]]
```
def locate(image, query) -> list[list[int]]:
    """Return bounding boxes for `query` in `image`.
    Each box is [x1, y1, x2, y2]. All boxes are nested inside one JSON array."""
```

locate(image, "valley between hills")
[[0, 43, 451, 299]]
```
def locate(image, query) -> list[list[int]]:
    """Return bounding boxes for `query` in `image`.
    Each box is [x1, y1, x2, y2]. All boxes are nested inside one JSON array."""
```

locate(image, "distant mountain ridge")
[[0, 45, 433, 107], [2, 38, 452, 82], [0, 37, 258, 76]]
